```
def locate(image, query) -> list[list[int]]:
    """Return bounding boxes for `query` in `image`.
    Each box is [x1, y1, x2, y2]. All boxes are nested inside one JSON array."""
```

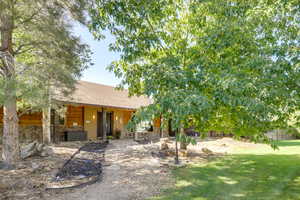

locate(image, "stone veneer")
[[0, 125, 43, 144]]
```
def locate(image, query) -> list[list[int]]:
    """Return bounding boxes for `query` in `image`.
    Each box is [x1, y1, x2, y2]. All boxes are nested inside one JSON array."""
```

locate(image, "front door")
[[106, 112, 113, 136], [97, 111, 113, 138]]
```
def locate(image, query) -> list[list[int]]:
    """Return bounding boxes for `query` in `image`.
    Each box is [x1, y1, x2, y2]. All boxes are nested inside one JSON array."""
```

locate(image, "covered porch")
[[53, 104, 136, 142]]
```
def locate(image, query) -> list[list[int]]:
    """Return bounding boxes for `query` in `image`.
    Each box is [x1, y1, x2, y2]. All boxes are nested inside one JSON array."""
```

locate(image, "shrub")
[[115, 130, 121, 139]]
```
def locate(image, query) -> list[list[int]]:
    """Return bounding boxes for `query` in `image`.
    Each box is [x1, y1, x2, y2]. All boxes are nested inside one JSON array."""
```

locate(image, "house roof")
[[55, 80, 151, 110]]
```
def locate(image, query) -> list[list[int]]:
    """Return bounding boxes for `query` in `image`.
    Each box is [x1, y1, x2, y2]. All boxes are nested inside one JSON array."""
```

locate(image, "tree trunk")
[[1, 1, 20, 165], [2, 94, 20, 164], [175, 131, 179, 164], [42, 106, 51, 144], [180, 129, 187, 150]]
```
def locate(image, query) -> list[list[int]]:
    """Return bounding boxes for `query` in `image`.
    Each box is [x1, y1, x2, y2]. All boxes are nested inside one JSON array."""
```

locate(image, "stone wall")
[[0, 125, 43, 144], [266, 130, 296, 140], [134, 131, 160, 141]]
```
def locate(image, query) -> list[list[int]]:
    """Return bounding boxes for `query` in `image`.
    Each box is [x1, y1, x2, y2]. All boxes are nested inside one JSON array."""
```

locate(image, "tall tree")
[[90, 0, 299, 149], [0, 0, 91, 165]]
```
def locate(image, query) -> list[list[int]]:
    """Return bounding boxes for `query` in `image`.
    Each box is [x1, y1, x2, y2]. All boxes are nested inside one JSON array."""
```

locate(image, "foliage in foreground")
[[90, 0, 300, 144]]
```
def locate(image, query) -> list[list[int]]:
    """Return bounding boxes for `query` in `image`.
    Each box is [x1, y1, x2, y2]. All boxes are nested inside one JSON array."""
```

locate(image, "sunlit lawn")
[[152, 140, 300, 200]]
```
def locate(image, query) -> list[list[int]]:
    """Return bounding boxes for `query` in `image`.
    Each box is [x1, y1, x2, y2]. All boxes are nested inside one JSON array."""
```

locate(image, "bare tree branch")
[[18, 107, 33, 117]]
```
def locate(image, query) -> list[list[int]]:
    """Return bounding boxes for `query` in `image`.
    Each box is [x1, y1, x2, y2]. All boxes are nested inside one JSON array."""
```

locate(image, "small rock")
[[40, 146, 53, 157], [179, 150, 188, 157], [74, 175, 86, 179], [0, 180, 11, 191], [160, 138, 170, 143], [202, 147, 213, 154], [160, 143, 169, 150], [45, 167, 51, 171], [16, 163, 27, 169], [31, 162, 40, 170]]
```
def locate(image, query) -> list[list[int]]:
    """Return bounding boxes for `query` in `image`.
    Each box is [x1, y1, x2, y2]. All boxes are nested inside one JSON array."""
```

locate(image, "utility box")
[[64, 131, 87, 141]]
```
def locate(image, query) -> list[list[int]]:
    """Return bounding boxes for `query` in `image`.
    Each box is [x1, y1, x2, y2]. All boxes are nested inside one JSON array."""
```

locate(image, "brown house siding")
[[0, 107, 42, 125], [65, 105, 84, 128]]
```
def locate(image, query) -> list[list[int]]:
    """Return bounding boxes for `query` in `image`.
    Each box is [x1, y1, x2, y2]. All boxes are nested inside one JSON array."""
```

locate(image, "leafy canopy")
[[90, 0, 300, 142]]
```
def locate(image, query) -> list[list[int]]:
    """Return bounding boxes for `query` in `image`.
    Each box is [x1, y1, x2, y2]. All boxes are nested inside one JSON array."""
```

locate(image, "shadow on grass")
[[152, 154, 300, 200], [275, 140, 300, 147]]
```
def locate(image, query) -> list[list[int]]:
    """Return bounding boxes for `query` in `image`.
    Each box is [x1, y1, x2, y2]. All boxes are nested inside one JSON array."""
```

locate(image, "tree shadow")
[[275, 140, 300, 147], [152, 154, 300, 200]]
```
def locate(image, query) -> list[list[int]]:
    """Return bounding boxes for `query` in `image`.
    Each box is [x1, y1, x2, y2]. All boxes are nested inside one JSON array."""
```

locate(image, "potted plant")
[[115, 130, 121, 139]]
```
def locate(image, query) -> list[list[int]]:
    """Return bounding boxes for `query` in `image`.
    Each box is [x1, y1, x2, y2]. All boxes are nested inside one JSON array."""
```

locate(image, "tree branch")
[[13, 41, 46, 55], [145, 16, 169, 52], [13, 45, 35, 55], [15, 12, 38, 27], [18, 107, 33, 117]]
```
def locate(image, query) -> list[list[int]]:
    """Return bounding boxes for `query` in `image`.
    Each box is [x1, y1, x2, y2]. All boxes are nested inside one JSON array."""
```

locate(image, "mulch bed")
[[47, 142, 108, 189]]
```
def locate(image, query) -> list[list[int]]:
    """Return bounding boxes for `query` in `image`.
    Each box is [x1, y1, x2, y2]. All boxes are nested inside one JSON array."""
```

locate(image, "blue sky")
[[73, 23, 121, 86]]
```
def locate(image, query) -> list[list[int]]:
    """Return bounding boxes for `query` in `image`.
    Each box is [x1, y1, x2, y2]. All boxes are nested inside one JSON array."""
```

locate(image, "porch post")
[[42, 106, 51, 144], [102, 108, 107, 142]]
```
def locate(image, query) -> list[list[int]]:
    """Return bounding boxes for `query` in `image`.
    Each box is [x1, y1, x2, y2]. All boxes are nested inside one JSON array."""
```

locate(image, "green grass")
[[152, 140, 300, 200]]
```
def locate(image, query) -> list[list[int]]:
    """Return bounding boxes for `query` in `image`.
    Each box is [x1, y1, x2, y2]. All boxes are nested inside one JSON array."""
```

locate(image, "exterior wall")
[[113, 110, 124, 136], [113, 110, 135, 138], [0, 107, 43, 143], [0, 125, 42, 143], [84, 106, 98, 140], [0, 107, 42, 125], [66, 106, 84, 127], [82, 105, 134, 140], [0, 105, 154, 142]]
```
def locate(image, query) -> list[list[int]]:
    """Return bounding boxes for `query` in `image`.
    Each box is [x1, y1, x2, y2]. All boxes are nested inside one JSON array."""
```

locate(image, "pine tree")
[[0, 0, 92, 166]]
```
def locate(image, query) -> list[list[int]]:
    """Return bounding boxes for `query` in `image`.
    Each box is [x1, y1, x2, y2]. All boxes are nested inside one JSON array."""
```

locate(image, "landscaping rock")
[[36, 143, 45, 152], [21, 141, 38, 159], [40, 146, 53, 157], [202, 147, 213, 155], [21, 141, 53, 159], [160, 142, 169, 150], [160, 138, 170, 143], [179, 149, 188, 157], [31, 162, 40, 170]]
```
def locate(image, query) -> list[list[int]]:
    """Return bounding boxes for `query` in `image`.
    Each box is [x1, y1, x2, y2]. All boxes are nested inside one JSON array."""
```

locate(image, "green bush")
[[107, 136, 114, 140], [115, 130, 121, 139]]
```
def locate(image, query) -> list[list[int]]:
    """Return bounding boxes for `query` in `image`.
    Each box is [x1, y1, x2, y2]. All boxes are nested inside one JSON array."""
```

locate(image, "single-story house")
[[0, 81, 161, 142]]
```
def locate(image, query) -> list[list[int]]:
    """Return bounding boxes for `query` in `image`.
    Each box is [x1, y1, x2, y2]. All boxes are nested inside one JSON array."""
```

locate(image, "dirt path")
[[1, 137, 260, 200], [51, 140, 173, 200]]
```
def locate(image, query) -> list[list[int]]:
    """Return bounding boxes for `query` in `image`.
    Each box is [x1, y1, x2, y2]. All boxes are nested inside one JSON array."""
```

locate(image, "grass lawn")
[[152, 140, 300, 200]]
